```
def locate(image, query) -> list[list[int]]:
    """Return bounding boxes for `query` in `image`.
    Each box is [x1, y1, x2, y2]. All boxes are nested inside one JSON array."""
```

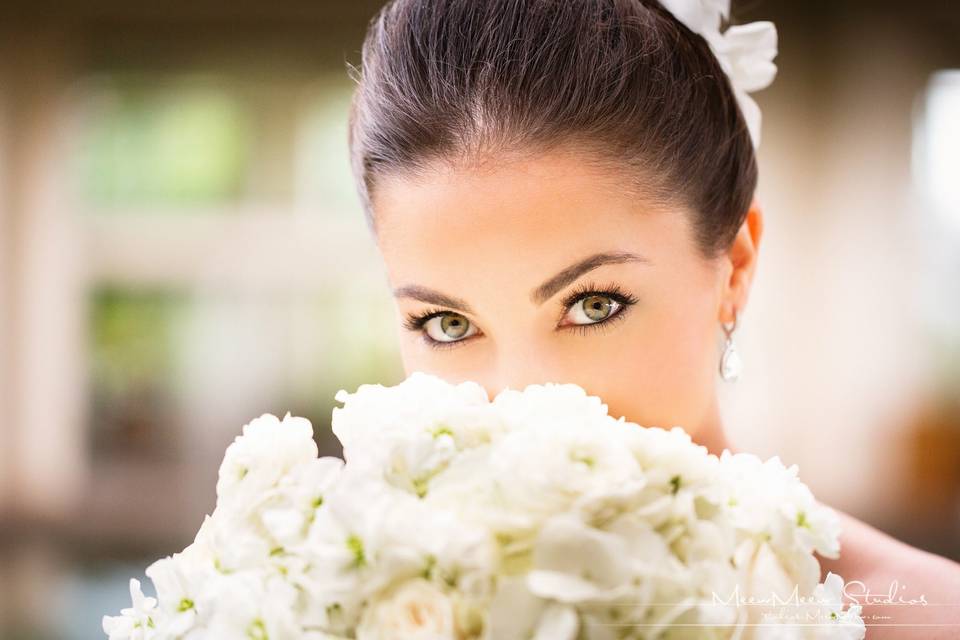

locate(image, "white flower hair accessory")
[[658, 0, 778, 148]]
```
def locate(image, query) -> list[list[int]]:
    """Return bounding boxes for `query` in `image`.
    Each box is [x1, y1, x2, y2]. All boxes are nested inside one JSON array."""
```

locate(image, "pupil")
[[441, 314, 468, 338], [583, 296, 611, 321]]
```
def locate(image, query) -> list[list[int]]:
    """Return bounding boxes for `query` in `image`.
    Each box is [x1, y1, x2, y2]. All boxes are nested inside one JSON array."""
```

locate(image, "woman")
[[345, 0, 960, 636]]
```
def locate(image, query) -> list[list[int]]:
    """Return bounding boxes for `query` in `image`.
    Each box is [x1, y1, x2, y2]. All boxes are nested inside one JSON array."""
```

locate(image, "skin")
[[370, 146, 960, 638]]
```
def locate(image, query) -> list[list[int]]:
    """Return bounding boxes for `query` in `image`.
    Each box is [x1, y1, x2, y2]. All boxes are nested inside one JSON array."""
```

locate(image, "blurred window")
[[912, 69, 960, 388], [78, 75, 252, 209]]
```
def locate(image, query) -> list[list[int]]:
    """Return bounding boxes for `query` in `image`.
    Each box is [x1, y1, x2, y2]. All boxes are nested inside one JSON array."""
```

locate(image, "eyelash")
[[403, 309, 467, 352], [402, 280, 639, 351], [558, 280, 640, 335]]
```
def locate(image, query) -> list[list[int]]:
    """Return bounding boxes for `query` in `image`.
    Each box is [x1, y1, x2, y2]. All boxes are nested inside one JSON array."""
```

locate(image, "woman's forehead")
[[372, 150, 686, 262], [372, 151, 702, 310]]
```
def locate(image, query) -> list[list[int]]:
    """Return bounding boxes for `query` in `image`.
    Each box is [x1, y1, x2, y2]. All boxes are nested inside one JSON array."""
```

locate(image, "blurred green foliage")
[[89, 286, 189, 395], [79, 76, 251, 207]]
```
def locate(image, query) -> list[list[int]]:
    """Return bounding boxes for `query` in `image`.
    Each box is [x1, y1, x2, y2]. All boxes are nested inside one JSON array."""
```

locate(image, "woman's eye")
[[564, 294, 623, 325], [423, 313, 478, 344]]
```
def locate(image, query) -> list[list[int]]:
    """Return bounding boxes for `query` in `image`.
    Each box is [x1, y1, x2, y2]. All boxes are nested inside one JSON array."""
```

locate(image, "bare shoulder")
[[816, 506, 960, 639]]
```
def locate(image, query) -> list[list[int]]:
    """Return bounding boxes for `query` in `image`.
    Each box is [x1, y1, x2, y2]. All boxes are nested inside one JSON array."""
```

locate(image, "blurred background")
[[0, 0, 958, 637]]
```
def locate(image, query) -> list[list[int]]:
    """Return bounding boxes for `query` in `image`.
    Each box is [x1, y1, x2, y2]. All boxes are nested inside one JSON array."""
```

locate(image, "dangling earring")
[[719, 309, 742, 382]]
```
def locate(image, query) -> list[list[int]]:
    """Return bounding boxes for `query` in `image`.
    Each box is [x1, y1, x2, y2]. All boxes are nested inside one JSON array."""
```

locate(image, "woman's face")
[[371, 147, 759, 433]]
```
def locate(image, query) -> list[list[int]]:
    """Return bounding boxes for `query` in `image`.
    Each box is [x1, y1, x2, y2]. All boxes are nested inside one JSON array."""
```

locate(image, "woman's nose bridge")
[[485, 341, 561, 397]]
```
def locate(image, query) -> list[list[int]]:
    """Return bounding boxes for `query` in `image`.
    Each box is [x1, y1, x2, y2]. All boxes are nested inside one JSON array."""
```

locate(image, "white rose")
[[356, 578, 459, 640]]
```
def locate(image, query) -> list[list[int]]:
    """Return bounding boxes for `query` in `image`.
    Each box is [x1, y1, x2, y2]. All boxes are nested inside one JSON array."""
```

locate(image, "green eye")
[[440, 314, 469, 338], [568, 294, 621, 325], [424, 313, 476, 343], [581, 295, 614, 321], [558, 283, 640, 334]]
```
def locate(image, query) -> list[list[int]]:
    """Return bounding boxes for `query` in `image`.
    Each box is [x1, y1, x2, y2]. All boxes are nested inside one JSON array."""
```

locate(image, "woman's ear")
[[720, 198, 764, 324]]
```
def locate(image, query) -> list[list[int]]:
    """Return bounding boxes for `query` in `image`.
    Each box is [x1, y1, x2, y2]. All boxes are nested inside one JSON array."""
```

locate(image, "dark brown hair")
[[346, 0, 758, 260]]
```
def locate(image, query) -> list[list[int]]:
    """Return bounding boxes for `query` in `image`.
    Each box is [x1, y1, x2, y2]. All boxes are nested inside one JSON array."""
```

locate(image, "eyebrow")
[[392, 251, 651, 313]]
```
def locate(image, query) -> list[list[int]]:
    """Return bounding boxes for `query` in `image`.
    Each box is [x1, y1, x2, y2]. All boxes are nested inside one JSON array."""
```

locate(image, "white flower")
[[102, 578, 159, 640], [199, 569, 300, 639], [332, 372, 494, 451], [260, 455, 346, 549], [356, 578, 459, 640], [332, 372, 506, 493], [807, 572, 867, 640], [216, 411, 318, 510], [708, 20, 778, 148], [142, 555, 206, 636], [526, 513, 652, 603], [719, 451, 842, 560], [104, 372, 863, 640], [658, 0, 730, 35], [527, 602, 579, 640], [190, 504, 274, 573], [484, 576, 580, 640], [300, 474, 404, 604], [658, 0, 778, 147], [487, 418, 644, 524]]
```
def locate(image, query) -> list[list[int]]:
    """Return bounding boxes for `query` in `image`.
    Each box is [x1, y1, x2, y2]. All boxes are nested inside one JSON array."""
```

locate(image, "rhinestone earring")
[[719, 310, 742, 382]]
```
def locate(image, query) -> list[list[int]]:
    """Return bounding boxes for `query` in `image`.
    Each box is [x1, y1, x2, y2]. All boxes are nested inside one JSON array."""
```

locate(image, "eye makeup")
[[402, 307, 475, 351], [402, 279, 639, 350]]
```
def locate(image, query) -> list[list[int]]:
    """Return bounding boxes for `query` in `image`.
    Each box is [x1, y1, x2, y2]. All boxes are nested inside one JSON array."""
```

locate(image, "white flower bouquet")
[[103, 372, 865, 639]]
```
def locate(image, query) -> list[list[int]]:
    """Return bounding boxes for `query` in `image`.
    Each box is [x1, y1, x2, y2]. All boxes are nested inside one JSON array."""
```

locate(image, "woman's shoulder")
[[818, 507, 959, 575], [816, 506, 960, 638]]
